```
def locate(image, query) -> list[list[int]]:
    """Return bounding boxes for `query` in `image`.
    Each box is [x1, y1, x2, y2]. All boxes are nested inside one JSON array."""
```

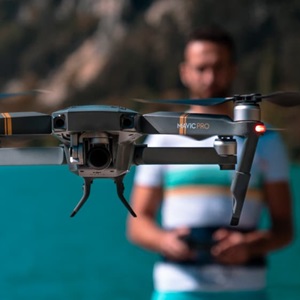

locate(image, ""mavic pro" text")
[[177, 123, 210, 129]]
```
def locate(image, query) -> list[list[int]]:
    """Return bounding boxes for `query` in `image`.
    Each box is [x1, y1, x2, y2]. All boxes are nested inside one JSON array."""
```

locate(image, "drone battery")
[[0, 112, 52, 135]]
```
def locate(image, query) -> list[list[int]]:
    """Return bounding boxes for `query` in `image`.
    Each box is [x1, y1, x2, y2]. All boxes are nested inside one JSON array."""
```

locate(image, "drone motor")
[[234, 103, 260, 121]]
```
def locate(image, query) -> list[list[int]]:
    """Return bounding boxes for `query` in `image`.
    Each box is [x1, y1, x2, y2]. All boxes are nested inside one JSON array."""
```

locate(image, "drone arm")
[[133, 145, 236, 169], [0, 147, 66, 165], [230, 133, 259, 226]]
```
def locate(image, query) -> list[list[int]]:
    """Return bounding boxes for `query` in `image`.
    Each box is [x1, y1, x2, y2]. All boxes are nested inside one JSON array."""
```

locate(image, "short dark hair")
[[186, 26, 236, 62]]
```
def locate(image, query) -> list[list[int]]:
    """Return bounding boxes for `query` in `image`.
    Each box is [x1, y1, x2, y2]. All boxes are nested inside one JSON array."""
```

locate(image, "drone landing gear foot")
[[114, 175, 137, 217], [70, 177, 93, 217]]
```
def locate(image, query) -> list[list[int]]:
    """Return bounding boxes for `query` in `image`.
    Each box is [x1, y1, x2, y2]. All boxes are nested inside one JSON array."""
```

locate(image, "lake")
[[0, 164, 299, 299]]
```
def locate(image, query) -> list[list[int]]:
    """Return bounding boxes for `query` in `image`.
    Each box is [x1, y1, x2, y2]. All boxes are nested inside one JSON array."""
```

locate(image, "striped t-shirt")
[[134, 131, 289, 293]]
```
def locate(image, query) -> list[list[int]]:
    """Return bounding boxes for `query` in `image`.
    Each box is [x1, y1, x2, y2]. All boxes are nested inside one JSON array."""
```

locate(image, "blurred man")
[[127, 26, 293, 300]]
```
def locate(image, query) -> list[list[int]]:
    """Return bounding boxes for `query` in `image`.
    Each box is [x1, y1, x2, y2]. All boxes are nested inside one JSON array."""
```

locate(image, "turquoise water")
[[0, 165, 299, 299]]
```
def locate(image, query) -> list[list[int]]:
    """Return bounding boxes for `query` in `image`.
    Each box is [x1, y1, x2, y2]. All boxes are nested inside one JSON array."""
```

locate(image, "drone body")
[[0, 91, 298, 225], [52, 105, 141, 178]]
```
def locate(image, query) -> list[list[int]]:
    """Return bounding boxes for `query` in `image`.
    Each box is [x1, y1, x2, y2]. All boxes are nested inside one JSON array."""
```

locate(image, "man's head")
[[180, 26, 237, 99]]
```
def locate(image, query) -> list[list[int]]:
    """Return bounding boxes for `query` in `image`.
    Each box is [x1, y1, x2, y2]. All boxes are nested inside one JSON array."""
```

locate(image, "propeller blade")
[[135, 97, 234, 106], [0, 90, 47, 99], [266, 128, 286, 131], [135, 91, 300, 107], [260, 91, 300, 107]]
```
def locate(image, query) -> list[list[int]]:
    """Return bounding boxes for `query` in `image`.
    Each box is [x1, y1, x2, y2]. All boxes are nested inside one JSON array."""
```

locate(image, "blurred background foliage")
[[0, 0, 300, 159]]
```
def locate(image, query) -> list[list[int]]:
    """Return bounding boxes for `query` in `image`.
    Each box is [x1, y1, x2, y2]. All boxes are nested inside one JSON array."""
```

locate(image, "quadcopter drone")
[[0, 91, 299, 225]]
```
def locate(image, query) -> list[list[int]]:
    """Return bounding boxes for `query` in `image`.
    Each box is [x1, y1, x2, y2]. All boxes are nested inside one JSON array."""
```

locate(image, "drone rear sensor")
[[53, 115, 65, 129]]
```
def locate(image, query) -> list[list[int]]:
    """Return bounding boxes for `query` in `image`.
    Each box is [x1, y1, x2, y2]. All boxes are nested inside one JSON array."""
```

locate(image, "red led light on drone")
[[255, 124, 266, 133]]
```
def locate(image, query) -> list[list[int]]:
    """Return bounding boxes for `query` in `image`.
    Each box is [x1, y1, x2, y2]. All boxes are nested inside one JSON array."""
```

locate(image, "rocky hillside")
[[1, 0, 300, 158]]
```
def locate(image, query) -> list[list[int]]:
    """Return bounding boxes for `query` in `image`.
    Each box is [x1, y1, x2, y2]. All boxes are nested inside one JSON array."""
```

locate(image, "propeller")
[[259, 91, 300, 107], [135, 91, 300, 107], [135, 96, 233, 106], [0, 90, 48, 100]]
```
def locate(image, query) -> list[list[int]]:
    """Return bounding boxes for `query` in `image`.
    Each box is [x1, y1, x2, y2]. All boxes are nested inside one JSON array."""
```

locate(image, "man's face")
[[180, 41, 236, 99]]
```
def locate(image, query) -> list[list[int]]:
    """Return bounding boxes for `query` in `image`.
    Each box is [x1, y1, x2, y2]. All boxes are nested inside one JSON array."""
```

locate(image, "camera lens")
[[87, 147, 112, 169]]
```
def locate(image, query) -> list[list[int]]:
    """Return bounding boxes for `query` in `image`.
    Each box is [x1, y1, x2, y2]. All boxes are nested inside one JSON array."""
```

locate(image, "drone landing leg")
[[70, 177, 93, 217], [114, 175, 137, 217], [230, 172, 250, 226], [230, 133, 259, 226]]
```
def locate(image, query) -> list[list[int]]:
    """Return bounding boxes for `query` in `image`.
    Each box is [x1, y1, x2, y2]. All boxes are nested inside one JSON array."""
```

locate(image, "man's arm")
[[253, 180, 293, 252], [127, 184, 195, 261], [211, 180, 293, 264]]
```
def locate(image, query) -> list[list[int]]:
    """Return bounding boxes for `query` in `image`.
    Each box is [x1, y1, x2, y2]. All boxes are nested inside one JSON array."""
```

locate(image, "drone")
[[0, 91, 299, 226]]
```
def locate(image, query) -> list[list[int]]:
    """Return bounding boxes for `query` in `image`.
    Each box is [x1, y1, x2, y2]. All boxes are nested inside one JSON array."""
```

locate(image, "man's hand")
[[158, 227, 196, 261], [211, 228, 251, 265]]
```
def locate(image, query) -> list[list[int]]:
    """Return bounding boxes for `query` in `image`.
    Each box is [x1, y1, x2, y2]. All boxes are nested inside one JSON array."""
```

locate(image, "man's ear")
[[179, 62, 188, 87]]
